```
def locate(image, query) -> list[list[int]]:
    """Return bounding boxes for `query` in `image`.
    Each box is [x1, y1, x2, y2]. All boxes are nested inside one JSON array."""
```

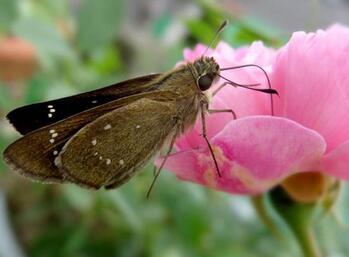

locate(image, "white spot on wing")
[[94, 152, 98, 156], [136, 125, 141, 129], [92, 100, 98, 104], [106, 159, 111, 165], [92, 139, 97, 146], [48, 105, 53, 108], [104, 124, 112, 130], [50, 109, 56, 113], [99, 156, 103, 160], [119, 159, 124, 165], [49, 139, 55, 144], [48, 113, 53, 118], [52, 133, 58, 138], [49, 129, 55, 134], [53, 151, 58, 156]]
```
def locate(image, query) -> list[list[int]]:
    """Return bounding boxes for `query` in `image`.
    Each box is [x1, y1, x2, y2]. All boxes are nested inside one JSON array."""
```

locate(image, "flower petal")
[[213, 41, 277, 117], [163, 147, 250, 194], [272, 24, 349, 151], [210, 116, 327, 194], [183, 44, 211, 62], [159, 149, 201, 182], [321, 140, 349, 180]]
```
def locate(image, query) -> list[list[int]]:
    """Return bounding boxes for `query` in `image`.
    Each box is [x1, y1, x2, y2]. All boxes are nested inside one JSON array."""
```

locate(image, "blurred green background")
[[1, 0, 349, 257]]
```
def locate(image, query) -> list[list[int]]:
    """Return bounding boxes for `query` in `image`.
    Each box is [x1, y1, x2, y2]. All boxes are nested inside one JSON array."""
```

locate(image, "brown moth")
[[3, 21, 277, 193]]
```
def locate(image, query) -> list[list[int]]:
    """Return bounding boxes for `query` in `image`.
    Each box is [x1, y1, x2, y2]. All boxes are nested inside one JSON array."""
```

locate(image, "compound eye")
[[198, 74, 213, 91]]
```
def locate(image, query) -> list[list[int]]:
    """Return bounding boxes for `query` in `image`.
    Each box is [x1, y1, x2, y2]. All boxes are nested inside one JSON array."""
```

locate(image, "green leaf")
[[77, 0, 123, 52], [0, 0, 18, 32], [24, 74, 51, 103], [186, 20, 216, 45], [152, 13, 172, 38], [12, 18, 73, 70], [88, 45, 122, 75], [62, 185, 94, 211], [0, 82, 13, 109]]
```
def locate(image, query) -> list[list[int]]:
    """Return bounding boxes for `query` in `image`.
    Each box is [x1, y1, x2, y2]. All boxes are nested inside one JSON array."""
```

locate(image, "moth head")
[[193, 57, 220, 91]]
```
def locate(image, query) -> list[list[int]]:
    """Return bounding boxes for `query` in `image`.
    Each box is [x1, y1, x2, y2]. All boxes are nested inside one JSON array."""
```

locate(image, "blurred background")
[[1, 0, 349, 257]]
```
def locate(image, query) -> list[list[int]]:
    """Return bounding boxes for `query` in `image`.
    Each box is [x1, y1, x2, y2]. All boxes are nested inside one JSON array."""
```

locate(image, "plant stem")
[[269, 187, 323, 257], [290, 222, 321, 257], [250, 194, 283, 240]]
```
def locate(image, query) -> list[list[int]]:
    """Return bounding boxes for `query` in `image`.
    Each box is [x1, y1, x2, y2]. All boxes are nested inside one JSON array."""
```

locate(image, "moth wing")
[[7, 74, 161, 135], [56, 97, 179, 189], [3, 90, 172, 183]]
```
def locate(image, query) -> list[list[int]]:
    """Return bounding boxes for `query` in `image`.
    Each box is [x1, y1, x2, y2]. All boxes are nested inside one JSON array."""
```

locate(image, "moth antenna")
[[201, 20, 228, 57], [220, 64, 277, 115]]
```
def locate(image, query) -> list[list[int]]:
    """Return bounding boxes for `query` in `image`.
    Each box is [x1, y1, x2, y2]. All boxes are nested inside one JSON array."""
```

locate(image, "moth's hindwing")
[[3, 91, 177, 185], [7, 74, 160, 135], [56, 97, 179, 189]]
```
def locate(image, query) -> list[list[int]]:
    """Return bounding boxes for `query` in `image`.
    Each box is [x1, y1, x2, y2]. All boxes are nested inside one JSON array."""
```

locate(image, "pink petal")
[[213, 42, 276, 117], [321, 140, 349, 180], [212, 81, 274, 118], [210, 116, 326, 194], [272, 25, 349, 151], [183, 44, 211, 62], [159, 150, 203, 183], [162, 147, 249, 194]]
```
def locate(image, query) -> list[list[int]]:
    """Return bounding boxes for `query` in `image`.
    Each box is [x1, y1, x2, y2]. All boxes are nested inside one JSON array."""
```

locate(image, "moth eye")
[[198, 74, 213, 91]]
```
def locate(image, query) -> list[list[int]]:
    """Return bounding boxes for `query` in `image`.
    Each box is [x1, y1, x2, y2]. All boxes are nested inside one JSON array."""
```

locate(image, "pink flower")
[[162, 25, 349, 200]]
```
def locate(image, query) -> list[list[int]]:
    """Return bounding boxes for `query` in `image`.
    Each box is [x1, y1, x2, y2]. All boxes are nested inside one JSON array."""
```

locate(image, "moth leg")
[[153, 141, 177, 177], [200, 104, 222, 177], [157, 146, 201, 159], [146, 129, 179, 198], [208, 108, 237, 120], [152, 165, 157, 177], [212, 82, 229, 96]]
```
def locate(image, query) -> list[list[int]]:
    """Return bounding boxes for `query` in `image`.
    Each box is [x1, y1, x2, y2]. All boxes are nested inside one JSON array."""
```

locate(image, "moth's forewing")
[[56, 96, 179, 189], [7, 74, 160, 135], [3, 90, 173, 184]]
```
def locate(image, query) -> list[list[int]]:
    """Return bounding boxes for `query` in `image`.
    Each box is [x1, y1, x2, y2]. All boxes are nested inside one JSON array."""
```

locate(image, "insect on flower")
[[3, 21, 277, 196]]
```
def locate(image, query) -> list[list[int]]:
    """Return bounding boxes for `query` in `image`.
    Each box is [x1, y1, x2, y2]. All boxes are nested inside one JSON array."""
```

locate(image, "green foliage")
[[152, 13, 173, 38], [0, 0, 18, 32], [187, 20, 217, 45], [76, 0, 123, 52], [13, 17, 73, 70], [186, 1, 285, 48]]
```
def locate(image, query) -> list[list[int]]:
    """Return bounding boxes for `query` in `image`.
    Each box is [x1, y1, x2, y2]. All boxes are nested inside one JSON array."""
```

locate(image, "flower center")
[[281, 172, 331, 203]]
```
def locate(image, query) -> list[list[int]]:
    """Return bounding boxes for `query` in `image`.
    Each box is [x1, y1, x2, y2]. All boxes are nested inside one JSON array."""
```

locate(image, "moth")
[[3, 21, 277, 194]]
